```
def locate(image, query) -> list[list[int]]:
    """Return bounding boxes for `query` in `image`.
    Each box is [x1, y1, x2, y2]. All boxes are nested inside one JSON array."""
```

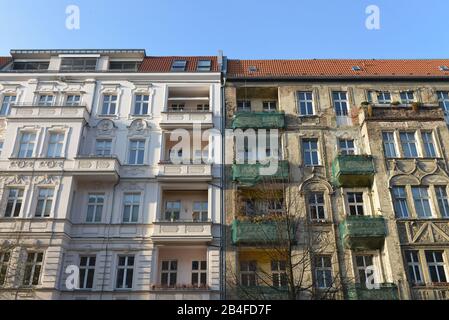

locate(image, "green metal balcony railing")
[[231, 220, 296, 245], [232, 111, 286, 129], [232, 160, 289, 186], [331, 155, 375, 187], [339, 216, 387, 251], [236, 286, 289, 300], [347, 283, 399, 300]]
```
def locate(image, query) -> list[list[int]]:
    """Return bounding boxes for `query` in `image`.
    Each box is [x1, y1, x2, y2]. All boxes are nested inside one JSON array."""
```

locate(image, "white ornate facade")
[[0, 50, 223, 300]]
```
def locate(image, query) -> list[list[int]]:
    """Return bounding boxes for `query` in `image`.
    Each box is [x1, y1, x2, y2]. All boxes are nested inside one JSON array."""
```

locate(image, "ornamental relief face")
[[397, 221, 449, 244]]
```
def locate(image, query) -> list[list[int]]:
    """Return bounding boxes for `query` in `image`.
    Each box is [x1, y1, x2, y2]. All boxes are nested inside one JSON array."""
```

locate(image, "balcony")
[[359, 104, 445, 123], [158, 162, 212, 181], [235, 286, 288, 300], [231, 219, 296, 245], [332, 155, 375, 187], [232, 112, 285, 129], [160, 111, 213, 129], [339, 216, 387, 251], [152, 220, 213, 243], [232, 160, 289, 186], [412, 287, 449, 300], [8, 105, 89, 121], [71, 157, 120, 181], [346, 283, 399, 300]]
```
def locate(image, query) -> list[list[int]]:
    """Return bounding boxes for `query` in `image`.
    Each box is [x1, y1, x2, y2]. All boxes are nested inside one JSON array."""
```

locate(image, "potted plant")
[[391, 101, 401, 107]]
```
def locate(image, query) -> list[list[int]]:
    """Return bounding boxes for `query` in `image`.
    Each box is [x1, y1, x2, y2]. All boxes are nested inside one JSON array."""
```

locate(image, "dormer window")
[[171, 60, 187, 72], [352, 66, 362, 71], [13, 61, 49, 71], [109, 61, 140, 72], [197, 60, 211, 71], [439, 65, 449, 71], [60, 58, 97, 72]]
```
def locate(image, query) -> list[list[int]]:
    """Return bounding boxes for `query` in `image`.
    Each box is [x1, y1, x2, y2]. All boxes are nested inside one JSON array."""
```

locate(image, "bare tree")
[[226, 172, 351, 300]]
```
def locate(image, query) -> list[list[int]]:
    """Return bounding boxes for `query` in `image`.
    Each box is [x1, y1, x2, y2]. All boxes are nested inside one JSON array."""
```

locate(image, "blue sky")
[[0, 0, 448, 59]]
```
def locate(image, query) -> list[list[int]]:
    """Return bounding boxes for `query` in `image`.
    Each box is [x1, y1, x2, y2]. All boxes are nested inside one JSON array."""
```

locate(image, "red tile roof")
[[139, 56, 220, 72], [0, 57, 11, 68], [227, 59, 449, 79]]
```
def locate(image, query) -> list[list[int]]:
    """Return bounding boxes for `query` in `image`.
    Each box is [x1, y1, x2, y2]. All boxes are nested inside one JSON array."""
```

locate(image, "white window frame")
[[46, 132, 65, 158], [4, 188, 24, 218], [315, 256, 333, 289], [23, 251, 44, 286], [421, 131, 437, 158], [425, 251, 448, 283], [37, 94, 54, 107], [79, 255, 96, 289], [308, 192, 326, 222], [128, 139, 145, 165], [0, 251, 10, 286], [302, 138, 320, 166], [122, 193, 140, 223], [115, 255, 135, 289], [400, 131, 419, 158], [412, 186, 433, 218], [240, 261, 257, 287], [165, 201, 181, 221], [86, 193, 105, 223], [435, 186, 449, 218], [271, 260, 287, 288], [133, 94, 149, 115], [191, 260, 207, 287], [400, 91, 415, 105], [17, 131, 37, 158], [377, 91, 391, 104], [65, 94, 81, 106], [101, 94, 117, 115], [262, 101, 277, 112], [392, 186, 410, 218], [95, 139, 112, 157], [405, 250, 424, 286], [161, 260, 178, 287], [297, 91, 314, 116], [382, 131, 397, 158], [236, 100, 251, 112], [339, 139, 356, 155], [347, 192, 365, 216], [193, 201, 208, 222], [332, 91, 349, 116], [0, 95, 16, 116], [34, 187, 54, 218]]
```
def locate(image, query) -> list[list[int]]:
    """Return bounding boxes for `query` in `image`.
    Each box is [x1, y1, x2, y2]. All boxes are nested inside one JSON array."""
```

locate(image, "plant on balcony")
[[391, 101, 401, 106], [361, 101, 373, 117]]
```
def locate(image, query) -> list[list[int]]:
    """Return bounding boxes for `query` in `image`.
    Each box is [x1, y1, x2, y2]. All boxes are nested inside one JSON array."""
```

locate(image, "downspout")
[[220, 54, 228, 300]]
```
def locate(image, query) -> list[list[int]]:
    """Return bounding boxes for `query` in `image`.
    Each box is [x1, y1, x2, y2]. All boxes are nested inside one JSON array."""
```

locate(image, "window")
[[425, 251, 447, 283], [435, 186, 449, 218], [422, 132, 437, 158], [197, 60, 211, 72], [165, 201, 181, 221], [95, 139, 112, 156], [392, 187, 410, 218], [47, 132, 64, 158], [302, 138, 320, 166], [237, 100, 251, 112], [37, 95, 54, 106], [382, 132, 397, 158], [271, 260, 287, 287], [263, 101, 277, 112], [35, 188, 54, 218], [171, 60, 187, 72], [308, 193, 326, 221], [116, 255, 134, 289], [23, 252, 43, 286], [109, 61, 140, 72], [196, 104, 209, 111], [60, 58, 97, 72], [412, 187, 432, 218], [315, 256, 332, 289], [191, 261, 207, 287], [437, 91, 449, 113], [79, 256, 96, 289], [170, 104, 185, 111], [332, 91, 348, 116], [377, 91, 391, 104], [400, 91, 415, 104], [347, 192, 364, 216], [18, 132, 36, 158], [400, 132, 418, 158], [86, 193, 104, 223], [101, 95, 117, 115], [356, 255, 374, 287], [128, 140, 145, 165], [161, 260, 177, 287], [240, 261, 257, 287], [0, 252, 10, 286], [13, 61, 49, 71], [4, 188, 24, 217], [133, 94, 149, 115], [297, 91, 314, 116], [193, 201, 208, 222], [339, 139, 356, 155], [123, 193, 140, 223], [405, 250, 423, 285], [0, 95, 16, 116], [66, 95, 81, 106], [0, 141, 3, 156]]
